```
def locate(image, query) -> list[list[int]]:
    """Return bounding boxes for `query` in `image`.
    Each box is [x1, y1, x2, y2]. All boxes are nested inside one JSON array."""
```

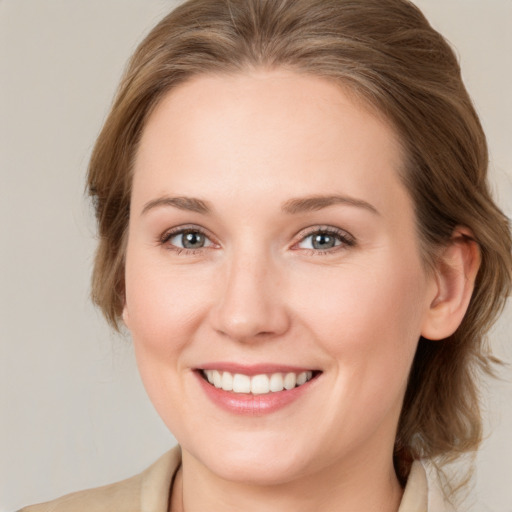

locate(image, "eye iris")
[[182, 231, 205, 249], [312, 233, 336, 249]]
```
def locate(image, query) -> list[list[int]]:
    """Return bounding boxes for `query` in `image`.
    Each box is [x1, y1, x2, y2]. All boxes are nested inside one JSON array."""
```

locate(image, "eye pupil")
[[312, 233, 336, 249], [182, 231, 205, 249]]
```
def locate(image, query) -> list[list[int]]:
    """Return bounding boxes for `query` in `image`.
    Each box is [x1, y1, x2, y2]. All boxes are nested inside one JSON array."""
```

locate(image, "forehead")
[[132, 69, 407, 215]]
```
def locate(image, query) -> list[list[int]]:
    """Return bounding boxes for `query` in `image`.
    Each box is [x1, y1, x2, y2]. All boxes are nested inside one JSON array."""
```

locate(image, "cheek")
[[123, 248, 215, 425], [123, 247, 214, 356], [293, 255, 427, 375]]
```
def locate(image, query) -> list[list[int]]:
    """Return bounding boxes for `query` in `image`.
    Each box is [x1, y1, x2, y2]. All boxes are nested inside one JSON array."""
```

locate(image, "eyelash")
[[158, 225, 356, 256], [293, 226, 356, 255], [159, 225, 217, 255]]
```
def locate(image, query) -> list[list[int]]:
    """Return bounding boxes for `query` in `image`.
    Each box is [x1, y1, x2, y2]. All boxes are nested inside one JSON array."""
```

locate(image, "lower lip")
[[195, 371, 319, 415]]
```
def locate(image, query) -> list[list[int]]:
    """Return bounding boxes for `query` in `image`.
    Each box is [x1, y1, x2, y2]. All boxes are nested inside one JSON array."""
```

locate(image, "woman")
[[20, 0, 511, 510]]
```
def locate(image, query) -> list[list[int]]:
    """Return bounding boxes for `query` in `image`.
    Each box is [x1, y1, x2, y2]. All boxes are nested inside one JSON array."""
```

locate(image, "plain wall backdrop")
[[1, 1, 511, 510]]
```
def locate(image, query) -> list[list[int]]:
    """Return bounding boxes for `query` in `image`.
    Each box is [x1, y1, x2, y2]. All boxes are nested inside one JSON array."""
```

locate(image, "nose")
[[209, 250, 291, 343]]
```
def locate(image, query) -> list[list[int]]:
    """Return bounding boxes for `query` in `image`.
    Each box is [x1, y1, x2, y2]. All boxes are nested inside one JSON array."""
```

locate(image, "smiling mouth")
[[200, 369, 320, 395]]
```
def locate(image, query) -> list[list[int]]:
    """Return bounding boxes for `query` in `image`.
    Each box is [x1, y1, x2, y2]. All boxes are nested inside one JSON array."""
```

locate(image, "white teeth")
[[203, 369, 315, 395], [251, 374, 270, 395], [297, 371, 307, 386], [221, 371, 233, 391], [269, 373, 284, 392], [284, 372, 297, 390], [232, 373, 251, 393], [212, 370, 222, 388]]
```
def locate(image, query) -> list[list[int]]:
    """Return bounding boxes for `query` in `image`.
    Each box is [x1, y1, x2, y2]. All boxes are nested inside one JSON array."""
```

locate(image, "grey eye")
[[311, 233, 338, 249], [182, 231, 205, 248], [298, 231, 343, 250], [169, 230, 211, 249]]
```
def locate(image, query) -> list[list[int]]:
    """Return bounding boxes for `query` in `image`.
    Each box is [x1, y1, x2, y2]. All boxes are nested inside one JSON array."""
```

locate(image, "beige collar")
[[398, 460, 428, 512], [140, 447, 182, 512]]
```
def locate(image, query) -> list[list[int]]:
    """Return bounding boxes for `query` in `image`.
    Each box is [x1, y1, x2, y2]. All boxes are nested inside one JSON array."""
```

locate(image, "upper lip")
[[197, 362, 320, 376]]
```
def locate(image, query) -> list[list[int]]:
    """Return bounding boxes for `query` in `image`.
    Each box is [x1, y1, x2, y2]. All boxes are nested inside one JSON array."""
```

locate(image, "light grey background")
[[1, 1, 511, 511]]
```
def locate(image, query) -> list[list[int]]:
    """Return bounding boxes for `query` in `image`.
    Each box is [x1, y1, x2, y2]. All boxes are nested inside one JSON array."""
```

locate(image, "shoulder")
[[398, 460, 457, 512], [422, 461, 458, 512], [19, 473, 143, 512], [399, 460, 428, 512], [18, 447, 181, 512]]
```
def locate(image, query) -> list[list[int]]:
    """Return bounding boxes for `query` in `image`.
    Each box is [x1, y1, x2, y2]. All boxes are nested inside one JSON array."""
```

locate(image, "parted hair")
[[87, 0, 511, 484]]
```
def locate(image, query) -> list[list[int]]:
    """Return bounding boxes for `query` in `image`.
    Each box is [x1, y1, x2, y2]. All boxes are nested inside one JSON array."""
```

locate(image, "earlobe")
[[421, 228, 481, 341]]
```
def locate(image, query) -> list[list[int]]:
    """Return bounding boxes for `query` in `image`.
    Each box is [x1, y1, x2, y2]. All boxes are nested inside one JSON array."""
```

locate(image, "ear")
[[421, 228, 480, 340]]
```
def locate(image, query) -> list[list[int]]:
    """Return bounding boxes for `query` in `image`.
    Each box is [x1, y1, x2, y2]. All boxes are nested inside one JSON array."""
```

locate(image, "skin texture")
[[123, 70, 479, 512]]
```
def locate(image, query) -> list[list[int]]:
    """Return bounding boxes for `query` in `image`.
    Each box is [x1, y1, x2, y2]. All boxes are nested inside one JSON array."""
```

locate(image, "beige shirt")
[[20, 446, 453, 512]]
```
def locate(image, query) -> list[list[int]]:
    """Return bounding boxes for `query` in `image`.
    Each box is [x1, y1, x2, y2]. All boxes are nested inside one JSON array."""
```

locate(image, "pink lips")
[[194, 363, 320, 416]]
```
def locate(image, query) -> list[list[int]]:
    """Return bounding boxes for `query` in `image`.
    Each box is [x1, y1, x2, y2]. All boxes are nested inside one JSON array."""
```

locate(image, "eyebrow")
[[141, 196, 211, 215], [141, 194, 379, 216], [282, 195, 379, 215]]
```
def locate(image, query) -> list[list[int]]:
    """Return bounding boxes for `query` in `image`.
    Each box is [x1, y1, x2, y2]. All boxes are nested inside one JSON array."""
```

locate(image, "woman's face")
[[124, 70, 437, 484]]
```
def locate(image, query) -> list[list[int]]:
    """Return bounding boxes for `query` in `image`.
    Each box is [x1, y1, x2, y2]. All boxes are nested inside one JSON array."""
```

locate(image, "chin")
[[184, 432, 316, 486], [210, 454, 309, 486]]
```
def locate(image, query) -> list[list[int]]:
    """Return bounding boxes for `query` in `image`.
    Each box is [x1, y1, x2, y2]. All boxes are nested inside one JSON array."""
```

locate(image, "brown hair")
[[87, 0, 511, 485]]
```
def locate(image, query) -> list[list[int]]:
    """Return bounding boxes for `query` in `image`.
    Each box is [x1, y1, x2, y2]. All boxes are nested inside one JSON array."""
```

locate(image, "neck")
[[172, 445, 403, 512]]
